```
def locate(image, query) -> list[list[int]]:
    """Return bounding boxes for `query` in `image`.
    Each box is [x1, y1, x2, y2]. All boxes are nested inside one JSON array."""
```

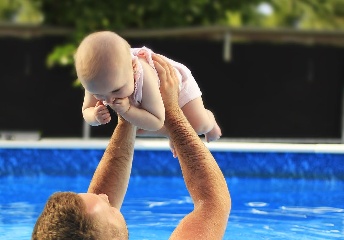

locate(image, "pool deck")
[[1, 137, 344, 153]]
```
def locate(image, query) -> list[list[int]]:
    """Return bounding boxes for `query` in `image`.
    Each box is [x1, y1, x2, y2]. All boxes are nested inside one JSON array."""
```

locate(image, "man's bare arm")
[[153, 54, 231, 240], [87, 116, 136, 209]]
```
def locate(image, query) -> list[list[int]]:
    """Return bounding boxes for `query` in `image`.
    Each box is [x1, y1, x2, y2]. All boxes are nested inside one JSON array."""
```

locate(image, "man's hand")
[[152, 54, 179, 108], [94, 101, 111, 124], [152, 54, 181, 157]]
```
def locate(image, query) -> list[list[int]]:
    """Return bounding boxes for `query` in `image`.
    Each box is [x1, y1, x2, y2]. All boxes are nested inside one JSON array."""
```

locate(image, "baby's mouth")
[[102, 99, 116, 106]]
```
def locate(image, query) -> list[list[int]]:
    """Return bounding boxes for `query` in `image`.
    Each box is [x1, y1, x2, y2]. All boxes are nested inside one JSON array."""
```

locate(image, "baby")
[[75, 31, 221, 144]]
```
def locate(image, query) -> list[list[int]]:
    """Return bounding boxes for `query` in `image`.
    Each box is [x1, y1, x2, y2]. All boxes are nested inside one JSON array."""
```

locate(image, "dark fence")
[[1, 34, 344, 139]]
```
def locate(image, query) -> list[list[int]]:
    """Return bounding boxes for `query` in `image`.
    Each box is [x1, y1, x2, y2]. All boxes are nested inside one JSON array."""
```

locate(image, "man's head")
[[74, 31, 135, 105], [32, 192, 128, 240]]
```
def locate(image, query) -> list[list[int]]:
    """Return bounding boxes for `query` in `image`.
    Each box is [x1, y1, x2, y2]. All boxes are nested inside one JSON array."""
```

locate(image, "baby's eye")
[[112, 89, 120, 93]]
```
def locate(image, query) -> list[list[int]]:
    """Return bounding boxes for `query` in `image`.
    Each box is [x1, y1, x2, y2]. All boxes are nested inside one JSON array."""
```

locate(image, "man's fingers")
[[152, 53, 166, 65], [153, 54, 178, 82], [167, 59, 176, 80], [153, 60, 166, 79], [152, 54, 170, 76]]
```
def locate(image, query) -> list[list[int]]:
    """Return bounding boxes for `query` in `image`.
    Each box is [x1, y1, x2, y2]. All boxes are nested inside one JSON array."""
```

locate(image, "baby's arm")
[[116, 59, 165, 131], [82, 91, 111, 126]]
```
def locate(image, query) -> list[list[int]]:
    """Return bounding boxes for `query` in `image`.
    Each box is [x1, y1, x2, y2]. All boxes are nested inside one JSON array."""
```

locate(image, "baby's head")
[[75, 31, 135, 102]]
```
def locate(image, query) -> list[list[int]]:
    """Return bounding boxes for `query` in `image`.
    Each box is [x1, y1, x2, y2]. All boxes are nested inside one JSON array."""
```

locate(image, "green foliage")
[[0, 0, 42, 24], [37, 0, 232, 36], [16, 0, 343, 70], [34, 0, 237, 68], [0, 0, 21, 21], [261, 0, 344, 30], [47, 44, 76, 67]]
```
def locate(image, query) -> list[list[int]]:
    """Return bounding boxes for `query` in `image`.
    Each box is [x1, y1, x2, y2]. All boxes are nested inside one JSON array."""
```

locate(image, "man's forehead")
[[78, 193, 99, 213]]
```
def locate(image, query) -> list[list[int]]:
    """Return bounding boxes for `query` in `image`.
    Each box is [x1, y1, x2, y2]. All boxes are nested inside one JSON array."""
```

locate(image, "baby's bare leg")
[[181, 97, 222, 142], [136, 126, 168, 137], [137, 97, 221, 157]]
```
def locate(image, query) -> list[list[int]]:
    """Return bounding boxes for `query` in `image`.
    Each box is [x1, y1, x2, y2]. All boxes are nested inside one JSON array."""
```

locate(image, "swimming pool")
[[0, 139, 343, 239]]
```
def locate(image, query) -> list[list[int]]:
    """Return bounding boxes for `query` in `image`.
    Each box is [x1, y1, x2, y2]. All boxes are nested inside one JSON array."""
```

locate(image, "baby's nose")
[[105, 96, 115, 104]]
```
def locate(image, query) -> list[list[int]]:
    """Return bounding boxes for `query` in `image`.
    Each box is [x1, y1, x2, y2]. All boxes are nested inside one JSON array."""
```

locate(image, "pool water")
[[0, 148, 344, 239]]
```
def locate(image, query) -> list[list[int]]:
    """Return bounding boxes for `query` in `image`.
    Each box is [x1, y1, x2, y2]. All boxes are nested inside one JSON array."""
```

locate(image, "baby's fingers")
[[96, 104, 109, 113], [95, 100, 104, 107], [97, 111, 111, 124]]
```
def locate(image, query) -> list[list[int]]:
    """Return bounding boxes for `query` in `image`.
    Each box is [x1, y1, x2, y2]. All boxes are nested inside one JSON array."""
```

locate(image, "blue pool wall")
[[1, 140, 344, 180]]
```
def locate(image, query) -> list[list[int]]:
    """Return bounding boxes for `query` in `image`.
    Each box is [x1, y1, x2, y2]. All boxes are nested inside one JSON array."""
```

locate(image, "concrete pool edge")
[[1, 138, 344, 154]]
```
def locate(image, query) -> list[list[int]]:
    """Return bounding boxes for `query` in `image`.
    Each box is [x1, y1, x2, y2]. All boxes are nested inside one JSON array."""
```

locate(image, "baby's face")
[[84, 64, 135, 105]]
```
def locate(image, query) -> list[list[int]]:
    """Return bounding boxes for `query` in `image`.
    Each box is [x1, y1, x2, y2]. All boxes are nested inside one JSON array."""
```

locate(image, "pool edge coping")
[[1, 138, 344, 153]]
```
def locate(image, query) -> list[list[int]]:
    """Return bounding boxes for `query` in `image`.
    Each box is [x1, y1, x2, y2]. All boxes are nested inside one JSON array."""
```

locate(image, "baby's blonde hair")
[[74, 31, 131, 83]]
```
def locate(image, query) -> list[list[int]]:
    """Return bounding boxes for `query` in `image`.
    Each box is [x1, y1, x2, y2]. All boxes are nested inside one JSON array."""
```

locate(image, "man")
[[32, 54, 231, 240]]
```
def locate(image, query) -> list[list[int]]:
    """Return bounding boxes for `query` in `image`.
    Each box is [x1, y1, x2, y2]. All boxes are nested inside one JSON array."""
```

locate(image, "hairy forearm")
[[82, 107, 100, 126], [165, 106, 230, 208], [121, 105, 164, 131], [87, 117, 136, 209]]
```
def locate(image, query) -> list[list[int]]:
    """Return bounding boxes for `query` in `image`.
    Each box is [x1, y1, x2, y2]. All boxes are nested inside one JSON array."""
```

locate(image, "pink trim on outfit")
[[130, 46, 202, 108]]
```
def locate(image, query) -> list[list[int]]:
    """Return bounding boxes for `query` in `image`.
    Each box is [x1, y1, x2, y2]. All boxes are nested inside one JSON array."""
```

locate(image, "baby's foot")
[[205, 122, 222, 142], [169, 140, 177, 158]]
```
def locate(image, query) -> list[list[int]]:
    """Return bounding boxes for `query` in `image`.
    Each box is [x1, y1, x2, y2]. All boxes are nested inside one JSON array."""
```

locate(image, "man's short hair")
[[32, 192, 99, 240]]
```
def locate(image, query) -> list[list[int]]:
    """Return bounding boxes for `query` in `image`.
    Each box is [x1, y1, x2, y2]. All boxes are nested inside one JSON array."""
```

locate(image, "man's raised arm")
[[87, 116, 136, 209], [153, 54, 231, 240]]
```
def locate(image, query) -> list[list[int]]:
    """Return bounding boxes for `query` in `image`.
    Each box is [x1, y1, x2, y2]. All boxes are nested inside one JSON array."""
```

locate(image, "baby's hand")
[[94, 101, 111, 124], [111, 97, 131, 115]]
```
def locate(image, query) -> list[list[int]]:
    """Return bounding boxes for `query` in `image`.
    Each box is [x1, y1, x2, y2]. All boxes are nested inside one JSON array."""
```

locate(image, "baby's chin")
[[102, 100, 110, 106]]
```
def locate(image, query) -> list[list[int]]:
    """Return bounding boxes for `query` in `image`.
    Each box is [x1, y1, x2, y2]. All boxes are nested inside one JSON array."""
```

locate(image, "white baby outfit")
[[130, 46, 202, 108]]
